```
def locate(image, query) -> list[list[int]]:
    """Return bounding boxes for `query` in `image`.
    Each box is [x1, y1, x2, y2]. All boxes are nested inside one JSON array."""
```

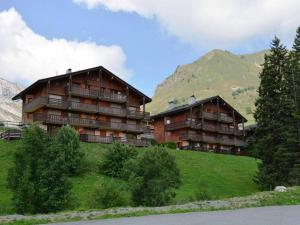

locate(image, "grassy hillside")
[[0, 140, 259, 215], [148, 49, 268, 124]]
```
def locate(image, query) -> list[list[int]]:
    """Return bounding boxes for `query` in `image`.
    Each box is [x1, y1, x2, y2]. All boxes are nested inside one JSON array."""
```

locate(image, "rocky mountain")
[[0, 78, 23, 122], [147, 49, 268, 124]]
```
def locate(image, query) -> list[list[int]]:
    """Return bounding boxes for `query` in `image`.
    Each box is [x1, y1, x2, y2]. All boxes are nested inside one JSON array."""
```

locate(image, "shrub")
[[87, 181, 128, 209], [150, 139, 159, 146], [53, 126, 84, 176], [163, 141, 177, 149], [7, 124, 73, 214], [126, 147, 181, 206], [194, 190, 213, 201], [100, 143, 137, 178]]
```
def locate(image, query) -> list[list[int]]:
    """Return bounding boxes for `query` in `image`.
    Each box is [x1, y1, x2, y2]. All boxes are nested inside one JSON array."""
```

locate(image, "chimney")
[[168, 99, 175, 110], [188, 94, 196, 105], [66, 68, 72, 74]]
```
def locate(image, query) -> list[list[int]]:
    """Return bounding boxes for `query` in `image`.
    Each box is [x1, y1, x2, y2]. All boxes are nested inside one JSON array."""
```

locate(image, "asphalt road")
[[52, 205, 300, 225]]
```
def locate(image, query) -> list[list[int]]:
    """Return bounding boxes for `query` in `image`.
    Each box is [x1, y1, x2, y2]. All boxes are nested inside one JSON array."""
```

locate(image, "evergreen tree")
[[287, 27, 300, 184], [8, 125, 73, 214], [54, 125, 84, 176], [126, 147, 181, 206], [253, 37, 291, 189]]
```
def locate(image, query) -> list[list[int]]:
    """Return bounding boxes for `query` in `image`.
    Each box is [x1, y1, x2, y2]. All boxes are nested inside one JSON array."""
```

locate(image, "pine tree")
[[253, 37, 291, 189], [8, 125, 73, 214], [287, 27, 300, 184]]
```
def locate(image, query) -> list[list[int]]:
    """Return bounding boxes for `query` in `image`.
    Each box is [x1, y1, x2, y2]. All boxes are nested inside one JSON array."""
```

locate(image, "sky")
[[0, 0, 300, 97]]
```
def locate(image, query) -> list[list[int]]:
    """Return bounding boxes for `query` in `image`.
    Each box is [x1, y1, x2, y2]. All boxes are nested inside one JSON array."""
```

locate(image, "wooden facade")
[[13, 66, 152, 146], [151, 96, 247, 154]]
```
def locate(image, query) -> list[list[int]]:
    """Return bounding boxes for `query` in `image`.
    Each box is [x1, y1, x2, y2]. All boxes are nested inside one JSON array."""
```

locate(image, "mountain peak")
[[148, 49, 267, 124], [0, 77, 23, 122]]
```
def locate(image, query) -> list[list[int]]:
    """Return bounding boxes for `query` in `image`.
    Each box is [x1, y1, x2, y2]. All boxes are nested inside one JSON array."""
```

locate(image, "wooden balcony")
[[179, 133, 203, 141], [201, 112, 234, 123], [79, 134, 114, 144], [79, 134, 150, 147], [98, 106, 126, 117], [69, 101, 97, 113], [165, 120, 202, 131], [179, 132, 245, 147], [100, 90, 127, 103], [69, 86, 98, 99], [24, 97, 48, 112], [166, 120, 241, 135], [68, 85, 127, 103], [33, 113, 145, 133], [25, 96, 149, 119]]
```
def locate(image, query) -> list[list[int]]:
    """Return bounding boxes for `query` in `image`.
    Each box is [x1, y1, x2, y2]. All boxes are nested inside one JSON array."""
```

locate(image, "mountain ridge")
[[148, 49, 268, 124], [0, 77, 23, 122]]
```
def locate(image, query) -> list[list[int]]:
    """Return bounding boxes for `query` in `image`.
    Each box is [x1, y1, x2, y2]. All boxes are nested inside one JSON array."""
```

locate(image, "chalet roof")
[[150, 95, 247, 123], [12, 66, 152, 103]]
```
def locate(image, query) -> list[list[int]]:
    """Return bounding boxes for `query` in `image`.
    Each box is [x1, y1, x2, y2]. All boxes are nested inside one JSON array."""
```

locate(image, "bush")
[[87, 181, 129, 209], [163, 141, 177, 149], [150, 139, 159, 146], [194, 190, 213, 201], [53, 126, 84, 176], [126, 147, 181, 206], [100, 143, 137, 179], [7, 124, 73, 214]]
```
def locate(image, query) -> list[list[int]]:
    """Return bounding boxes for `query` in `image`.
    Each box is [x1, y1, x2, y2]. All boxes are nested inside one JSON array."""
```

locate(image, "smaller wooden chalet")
[[151, 95, 247, 153]]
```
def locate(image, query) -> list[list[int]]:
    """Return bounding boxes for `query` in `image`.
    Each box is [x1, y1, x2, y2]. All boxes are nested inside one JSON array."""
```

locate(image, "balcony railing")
[[165, 120, 202, 131], [179, 133, 203, 141], [24, 97, 48, 112], [69, 86, 98, 98], [24, 96, 149, 119], [79, 134, 150, 147], [68, 86, 127, 103], [33, 113, 145, 132], [201, 112, 234, 123], [69, 101, 97, 113], [179, 132, 245, 147], [166, 120, 241, 135], [80, 134, 114, 143]]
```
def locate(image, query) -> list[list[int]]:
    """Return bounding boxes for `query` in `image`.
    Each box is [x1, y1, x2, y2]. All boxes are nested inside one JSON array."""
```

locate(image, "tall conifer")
[[253, 37, 290, 189]]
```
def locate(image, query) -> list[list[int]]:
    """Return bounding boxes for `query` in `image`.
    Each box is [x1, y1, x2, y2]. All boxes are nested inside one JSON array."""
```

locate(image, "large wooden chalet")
[[12, 66, 152, 147], [151, 95, 247, 153]]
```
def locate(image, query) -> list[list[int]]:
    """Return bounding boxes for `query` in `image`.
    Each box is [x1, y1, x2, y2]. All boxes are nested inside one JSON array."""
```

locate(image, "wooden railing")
[[24, 97, 149, 119], [69, 86, 98, 98], [79, 134, 150, 147], [68, 86, 127, 103], [24, 97, 48, 112], [166, 120, 242, 135], [100, 90, 127, 103], [0, 130, 22, 140], [33, 113, 145, 132], [179, 133, 203, 141], [201, 112, 234, 123], [179, 132, 245, 147]]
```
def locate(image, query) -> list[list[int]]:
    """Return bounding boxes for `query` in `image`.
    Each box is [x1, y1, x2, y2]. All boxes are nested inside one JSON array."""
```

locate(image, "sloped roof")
[[12, 66, 152, 103], [151, 95, 247, 122]]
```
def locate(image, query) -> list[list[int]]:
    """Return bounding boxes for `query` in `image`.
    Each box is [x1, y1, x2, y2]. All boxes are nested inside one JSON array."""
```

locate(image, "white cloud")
[[74, 0, 300, 48], [0, 8, 132, 84]]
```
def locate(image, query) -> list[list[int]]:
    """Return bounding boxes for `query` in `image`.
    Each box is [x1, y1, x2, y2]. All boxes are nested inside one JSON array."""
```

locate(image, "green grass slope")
[[0, 140, 259, 215], [148, 49, 268, 124]]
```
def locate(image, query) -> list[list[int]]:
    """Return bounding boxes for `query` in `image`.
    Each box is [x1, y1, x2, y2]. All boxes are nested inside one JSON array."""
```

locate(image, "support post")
[[216, 97, 221, 144], [143, 96, 145, 116], [232, 110, 236, 134], [126, 86, 129, 116]]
